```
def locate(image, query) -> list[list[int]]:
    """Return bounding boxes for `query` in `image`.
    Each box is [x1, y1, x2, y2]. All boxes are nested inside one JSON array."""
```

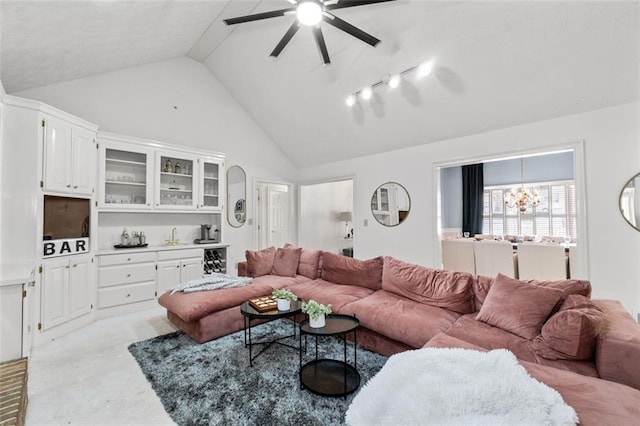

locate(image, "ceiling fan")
[[223, 0, 396, 65]]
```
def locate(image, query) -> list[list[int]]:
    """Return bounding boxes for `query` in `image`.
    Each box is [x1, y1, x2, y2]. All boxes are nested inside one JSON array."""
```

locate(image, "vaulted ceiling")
[[1, 1, 638, 168]]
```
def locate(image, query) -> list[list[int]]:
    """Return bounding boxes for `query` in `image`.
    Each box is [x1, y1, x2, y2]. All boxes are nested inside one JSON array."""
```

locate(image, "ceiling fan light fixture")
[[388, 74, 401, 88], [417, 60, 435, 77], [361, 86, 373, 100], [297, 1, 323, 26], [345, 95, 356, 107]]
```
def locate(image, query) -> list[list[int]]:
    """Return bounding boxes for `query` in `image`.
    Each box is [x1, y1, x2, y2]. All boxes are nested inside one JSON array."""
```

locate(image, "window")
[[482, 181, 577, 240]]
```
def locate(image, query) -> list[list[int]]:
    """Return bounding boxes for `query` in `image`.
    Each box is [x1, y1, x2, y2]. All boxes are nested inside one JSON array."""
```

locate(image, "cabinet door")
[[71, 128, 96, 196], [155, 152, 198, 210], [198, 158, 224, 211], [156, 260, 181, 294], [69, 256, 92, 319], [98, 139, 153, 209], [43, 117, 73, 193], [0, 284, 23, 362], [181, 258, 203, 282], [42, 258, 69, 330]]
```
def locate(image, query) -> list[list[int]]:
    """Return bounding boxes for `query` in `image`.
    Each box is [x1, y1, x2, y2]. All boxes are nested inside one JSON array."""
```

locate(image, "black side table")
[[299, 314, 360, 398], [240, 300, 301, 366]]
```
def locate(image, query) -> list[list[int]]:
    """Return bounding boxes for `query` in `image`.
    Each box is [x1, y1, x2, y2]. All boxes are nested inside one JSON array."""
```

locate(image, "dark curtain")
[[462, 163, 484, 236]]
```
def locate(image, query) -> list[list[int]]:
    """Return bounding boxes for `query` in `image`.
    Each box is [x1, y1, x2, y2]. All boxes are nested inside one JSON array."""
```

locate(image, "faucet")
[[169, 227, 178, 245]]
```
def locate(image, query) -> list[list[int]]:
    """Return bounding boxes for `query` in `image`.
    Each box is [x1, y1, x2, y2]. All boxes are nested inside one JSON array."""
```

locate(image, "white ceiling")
[[2, 1, 639, 168]]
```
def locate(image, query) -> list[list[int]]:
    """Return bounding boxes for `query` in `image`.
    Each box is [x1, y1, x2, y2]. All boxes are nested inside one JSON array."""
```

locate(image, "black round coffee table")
[[240, 300, 302, 366], [299, 314, 360, 398]]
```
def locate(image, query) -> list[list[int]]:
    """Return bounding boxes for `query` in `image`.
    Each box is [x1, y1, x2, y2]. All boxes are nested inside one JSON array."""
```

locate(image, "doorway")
[[299, 178, 354, 256], [255, 181, 293, 249]]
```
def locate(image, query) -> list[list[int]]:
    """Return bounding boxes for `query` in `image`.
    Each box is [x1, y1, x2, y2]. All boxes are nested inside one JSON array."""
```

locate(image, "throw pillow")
[[533, 294, 605, 360], [245, 247, 276, 277], [475, 273, 564, 339], [271, 246, 302, 277], [321, 252, 383, 290], [284, 243, 321, 279]]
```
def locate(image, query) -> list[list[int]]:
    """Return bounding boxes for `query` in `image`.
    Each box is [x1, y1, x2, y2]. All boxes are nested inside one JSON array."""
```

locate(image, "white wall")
[[298, 102, 640, 317], [299, 180, 353, 254], [14, 57, 299, 271]]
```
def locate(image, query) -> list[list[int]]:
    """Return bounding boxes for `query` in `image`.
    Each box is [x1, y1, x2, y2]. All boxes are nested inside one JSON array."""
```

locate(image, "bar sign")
[[43, 237, 89, 258]]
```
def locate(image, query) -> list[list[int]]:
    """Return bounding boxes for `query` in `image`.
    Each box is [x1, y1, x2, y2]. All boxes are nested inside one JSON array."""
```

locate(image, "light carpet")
[[128, 320, 387, 425], [346, 347, 578, 426]]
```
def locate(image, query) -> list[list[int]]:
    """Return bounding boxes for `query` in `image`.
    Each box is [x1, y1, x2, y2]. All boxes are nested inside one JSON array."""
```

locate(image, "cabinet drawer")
[[98, 263, 155, 287], [157, 248, 202, 261], [98, 281, 156, 309], [98, 252, 156, 266]]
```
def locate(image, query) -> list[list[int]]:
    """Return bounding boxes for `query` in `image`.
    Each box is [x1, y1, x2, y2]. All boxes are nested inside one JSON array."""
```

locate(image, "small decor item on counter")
[[139, 231, 146, 245], [272, 289, 298, 311], [114, 228, 148, 248], [174, 162, 182, 174], [120, 228, 129, 246], [302, 300, 332, 328], [164, 159, 173, 173]]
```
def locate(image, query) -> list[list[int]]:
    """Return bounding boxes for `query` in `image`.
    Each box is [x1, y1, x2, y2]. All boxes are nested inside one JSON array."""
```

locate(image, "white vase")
[[277, 299, 290, 311], [309, 314, 325, 328]]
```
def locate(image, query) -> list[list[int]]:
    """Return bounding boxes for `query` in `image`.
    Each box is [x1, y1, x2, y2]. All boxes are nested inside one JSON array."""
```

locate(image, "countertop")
[[95, 242, 228, 256], [0, 262, 34, 287]]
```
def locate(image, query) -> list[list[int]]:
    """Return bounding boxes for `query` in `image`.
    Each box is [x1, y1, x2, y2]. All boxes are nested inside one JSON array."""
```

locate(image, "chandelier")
[[504, 158, 540, 213]]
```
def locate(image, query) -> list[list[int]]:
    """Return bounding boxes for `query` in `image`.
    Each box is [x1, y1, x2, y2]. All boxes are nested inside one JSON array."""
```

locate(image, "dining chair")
[[473, 240, 518, 278], [441, 239, 476, 274], [517, 243, 567, 280]]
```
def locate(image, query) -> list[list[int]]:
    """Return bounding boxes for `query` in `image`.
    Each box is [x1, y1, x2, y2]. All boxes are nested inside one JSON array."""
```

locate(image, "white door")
[[43, 117, 73, 193], [157, 260, 181, 294], [181, 258, 203, 282], [42, 258, 69, 330], [71, 128, 95, 196], [69, 256, 92, 319], [268, 187, 289, 247]]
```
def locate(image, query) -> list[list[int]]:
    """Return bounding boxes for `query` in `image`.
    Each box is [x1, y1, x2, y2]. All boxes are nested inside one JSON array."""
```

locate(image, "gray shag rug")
[[128, 320, 388, 426]]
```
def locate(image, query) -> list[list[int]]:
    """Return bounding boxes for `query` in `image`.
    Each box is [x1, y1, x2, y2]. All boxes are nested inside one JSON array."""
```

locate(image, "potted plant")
[[272, 288, 298, 311], [301, 300, 332, 328]]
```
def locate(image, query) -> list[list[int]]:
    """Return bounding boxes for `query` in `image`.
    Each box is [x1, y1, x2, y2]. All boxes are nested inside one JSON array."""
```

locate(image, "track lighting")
[[345, 59, 436, 107]]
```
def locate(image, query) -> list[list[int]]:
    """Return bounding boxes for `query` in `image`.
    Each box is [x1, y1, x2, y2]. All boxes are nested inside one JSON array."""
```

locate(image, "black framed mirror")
[[619, 172, 640, 231], [371, 182, 411, 226], [227, 165, 246, 228]]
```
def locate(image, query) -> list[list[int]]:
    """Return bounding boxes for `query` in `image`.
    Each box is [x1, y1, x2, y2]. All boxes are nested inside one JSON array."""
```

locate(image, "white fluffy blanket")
[[346, 348, 578, 426], [170, 273, 252, 294]]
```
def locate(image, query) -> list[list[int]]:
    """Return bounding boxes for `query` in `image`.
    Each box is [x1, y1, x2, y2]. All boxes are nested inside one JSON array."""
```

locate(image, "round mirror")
[[227, 165, 247, 228], [371, 182, 411, 226], [619, 172, 640, 231]]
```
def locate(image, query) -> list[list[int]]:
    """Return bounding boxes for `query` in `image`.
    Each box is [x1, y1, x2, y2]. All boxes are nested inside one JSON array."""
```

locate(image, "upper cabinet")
[[43, 116, 97, 196], [97, 132, 225, 212]]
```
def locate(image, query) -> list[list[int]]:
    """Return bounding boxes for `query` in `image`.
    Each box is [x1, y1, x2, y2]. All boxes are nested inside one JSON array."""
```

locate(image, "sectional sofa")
[[158, 244, 640, 424]]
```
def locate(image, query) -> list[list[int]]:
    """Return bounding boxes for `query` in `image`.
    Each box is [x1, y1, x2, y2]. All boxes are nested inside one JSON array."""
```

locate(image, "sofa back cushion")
[[245, 247, 276, 277], [284, 243, 321, 279], [382, 256, 475, 314], [476, 273, 564, 339], [271, 246, 302, 277], [533, 294, 605, 360], [321, 252, 383, 290], [473, 275, 591, 312]]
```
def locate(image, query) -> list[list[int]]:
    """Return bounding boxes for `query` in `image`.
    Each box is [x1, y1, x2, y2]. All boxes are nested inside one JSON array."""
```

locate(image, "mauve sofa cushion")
[[533, 295, 605, 361], [291, 279, 375, 312], [339, 290, 461, 348], [321, 252, 383, 290], [382, 256, 474, 314], [473, 274, 591, 312], [476, 274, 563, 339], [284, 243, 321, 279], [251, 274, 312, 290], [271, 246, 302, 277], [246, 247, 276, 277]]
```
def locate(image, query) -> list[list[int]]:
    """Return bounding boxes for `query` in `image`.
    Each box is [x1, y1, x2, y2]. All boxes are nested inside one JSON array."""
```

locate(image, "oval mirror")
[[371, 182, 411, 226], [619, 172, 640, 231], [227, 165, 247, 228]]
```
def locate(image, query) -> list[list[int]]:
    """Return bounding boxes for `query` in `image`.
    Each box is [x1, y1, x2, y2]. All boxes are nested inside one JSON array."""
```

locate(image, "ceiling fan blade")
[[322, 14, 380, 47], [312, 26, 331, 65], [270, 21, 301, 58], [224, 8, 295, 25], [326, 0, 396, 11]]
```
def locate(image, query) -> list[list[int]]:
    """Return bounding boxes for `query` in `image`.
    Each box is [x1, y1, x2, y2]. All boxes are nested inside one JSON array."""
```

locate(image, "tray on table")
[[248, 296, 278, 312]]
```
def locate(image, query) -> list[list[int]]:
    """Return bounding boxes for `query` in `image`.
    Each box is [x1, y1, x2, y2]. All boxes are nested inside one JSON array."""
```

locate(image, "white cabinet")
[[0, 284, 24, 362], [41, 255, 92, 330], [198, 158, 224, 211], [43, 116, 96, 196], [98, 138, 153, 209], [157, 249, 203, 294], [155, 151, 198, 210], [97, 252, 156, 309]]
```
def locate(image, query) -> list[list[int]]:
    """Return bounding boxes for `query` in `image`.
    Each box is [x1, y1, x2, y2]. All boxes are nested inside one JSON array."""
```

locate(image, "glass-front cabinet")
[[155, 152, 198, 210], [98, 140, 153, 209], [198, 158, 224, 211]]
